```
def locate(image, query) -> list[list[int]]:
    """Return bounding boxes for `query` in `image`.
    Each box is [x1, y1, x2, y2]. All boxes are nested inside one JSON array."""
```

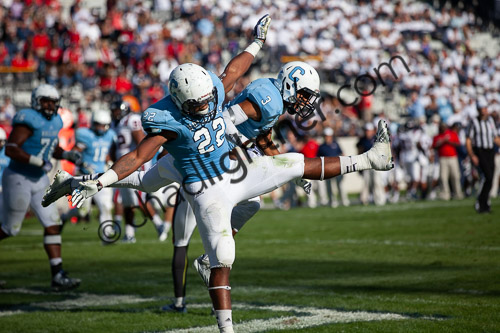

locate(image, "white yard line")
[[0, 290, 434, 331], [159, 303, 412, 333]]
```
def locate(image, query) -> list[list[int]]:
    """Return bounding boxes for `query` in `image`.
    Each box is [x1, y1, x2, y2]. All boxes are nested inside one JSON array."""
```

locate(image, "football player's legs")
[[173, 189, 197, 248], [171, 188, 197, 302], [0, 169, 31, 238], [185, 182, 234, 311], [94, 187, 113, 223], [230, 196, 261, 232], [29, 175, 66, 276], [112, 155, 181, 193], [229, 153, 305, 202]]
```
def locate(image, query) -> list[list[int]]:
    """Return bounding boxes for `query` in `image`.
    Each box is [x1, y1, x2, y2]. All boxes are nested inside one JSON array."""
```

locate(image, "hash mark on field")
[[159, 303, 416, 333], [0, 290, 438, 331]]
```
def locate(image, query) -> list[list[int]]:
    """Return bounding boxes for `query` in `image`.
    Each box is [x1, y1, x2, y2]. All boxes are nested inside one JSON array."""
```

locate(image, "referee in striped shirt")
[[466, 97, 500, 213]]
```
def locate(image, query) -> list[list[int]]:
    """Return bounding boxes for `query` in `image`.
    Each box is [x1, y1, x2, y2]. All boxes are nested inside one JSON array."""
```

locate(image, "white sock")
[[174, 297, 184, 307], [215, 310, 233, 332], [152, 214, 163, 228], [164, 221, 172, 233], [339, 154, 370, 175], [125, 224, 135, 238]]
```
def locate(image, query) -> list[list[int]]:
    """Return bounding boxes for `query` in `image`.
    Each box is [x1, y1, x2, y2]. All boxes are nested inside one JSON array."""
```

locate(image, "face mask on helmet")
[[110, 101, 131, 121], [31, 84, 61, 120], [93, 123, 109, 136], [169, 64, 219, 127], [278, 62, 321, 118]]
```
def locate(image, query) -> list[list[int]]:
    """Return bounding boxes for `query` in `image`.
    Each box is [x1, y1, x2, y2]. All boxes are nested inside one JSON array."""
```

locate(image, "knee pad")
[[216, 235, 235, 267]]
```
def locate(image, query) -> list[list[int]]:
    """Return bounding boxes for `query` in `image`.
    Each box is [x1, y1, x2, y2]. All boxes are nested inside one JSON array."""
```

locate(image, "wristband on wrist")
[[28, 155, 44, 167], [96, 169, 119, 188], [244, 40, 263, 57]]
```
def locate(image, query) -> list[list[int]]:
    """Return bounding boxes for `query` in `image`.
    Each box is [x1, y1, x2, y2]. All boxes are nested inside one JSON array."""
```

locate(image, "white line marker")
[[158, 303, 412, 333]]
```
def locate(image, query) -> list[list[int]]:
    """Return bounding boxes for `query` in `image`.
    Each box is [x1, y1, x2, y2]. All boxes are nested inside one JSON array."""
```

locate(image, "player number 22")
[[193, 118, 225, 154]]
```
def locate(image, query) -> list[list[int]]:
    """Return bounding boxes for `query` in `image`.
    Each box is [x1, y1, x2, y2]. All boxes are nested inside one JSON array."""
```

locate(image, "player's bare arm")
[[111, 132, 172, 180], [220, 14, 271, 93], [5, 125, 33, 163], [255, 129, 280, 156]]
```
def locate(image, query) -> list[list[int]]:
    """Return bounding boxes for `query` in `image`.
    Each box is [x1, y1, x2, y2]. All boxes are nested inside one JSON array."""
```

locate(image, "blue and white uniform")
[[2, 109, 63, 236], [173, 78, 285, 248], [107, 72, 305, 268], [63, 127, 117, 224], [76, 127, 117, 174], [227, 78, 283, 142], [142, 72, 228, 184], [0, 146, 10, 216]]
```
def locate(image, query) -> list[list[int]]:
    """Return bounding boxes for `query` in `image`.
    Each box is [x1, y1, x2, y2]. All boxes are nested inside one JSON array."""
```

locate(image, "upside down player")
[[42, 17, 394, 333], [0, 84, 82, 290], [163, 61, 320, 313]]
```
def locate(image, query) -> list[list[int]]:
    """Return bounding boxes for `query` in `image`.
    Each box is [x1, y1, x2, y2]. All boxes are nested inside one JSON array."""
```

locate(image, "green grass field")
[[1, 197, 499, 332]]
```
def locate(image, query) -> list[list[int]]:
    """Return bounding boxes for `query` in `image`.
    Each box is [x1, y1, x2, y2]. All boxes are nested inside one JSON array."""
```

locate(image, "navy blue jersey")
[[8, 108, 63, 178], [318, 141, 343, 157], [142, 71, 229, 184]]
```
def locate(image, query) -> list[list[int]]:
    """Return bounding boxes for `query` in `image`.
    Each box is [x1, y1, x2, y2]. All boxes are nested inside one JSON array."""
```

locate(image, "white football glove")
[[71, 180, 100, 208], [294, 178, 312, 195], [253, 14, 271, 41]]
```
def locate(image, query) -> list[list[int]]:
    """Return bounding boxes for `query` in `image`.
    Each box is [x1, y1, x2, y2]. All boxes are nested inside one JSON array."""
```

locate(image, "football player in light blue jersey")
[[165, 61, 321, 312], [0, 128, 10, 217], [0, 84, 82, 290], [43, 16, 394, 332], [60, 111, 117, 242]]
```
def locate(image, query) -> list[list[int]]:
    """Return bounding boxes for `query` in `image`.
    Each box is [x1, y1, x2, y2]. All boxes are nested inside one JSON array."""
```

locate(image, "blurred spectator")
[[357, 122, 386, 205], [317, 128, 350, 207], [432, 122, 464, 200]]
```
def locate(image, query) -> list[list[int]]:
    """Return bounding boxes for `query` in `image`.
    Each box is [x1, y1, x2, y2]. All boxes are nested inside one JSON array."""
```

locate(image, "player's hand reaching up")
[[71, 180, 100, 208], [253, 14, 271, 42]]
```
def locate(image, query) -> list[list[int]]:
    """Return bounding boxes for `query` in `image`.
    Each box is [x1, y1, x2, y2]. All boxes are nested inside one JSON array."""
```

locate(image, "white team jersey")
[[115, 112, 144, 158], [399, 129, 421, 164]]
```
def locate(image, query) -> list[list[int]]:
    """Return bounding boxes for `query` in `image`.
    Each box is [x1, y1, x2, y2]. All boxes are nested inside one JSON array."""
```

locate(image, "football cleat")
[[121, 235, 137, 244], [156, 222, 169, 242], [42, 170, 81, 207], [367, 120, 394, 171], [51, 270, 81, 291], [193, 254, 211, 288], [160, 303, 187, 314]]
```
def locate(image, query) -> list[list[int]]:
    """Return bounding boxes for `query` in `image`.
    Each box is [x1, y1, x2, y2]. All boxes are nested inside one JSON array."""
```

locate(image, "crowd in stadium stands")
[[0, 0, 499, 207]]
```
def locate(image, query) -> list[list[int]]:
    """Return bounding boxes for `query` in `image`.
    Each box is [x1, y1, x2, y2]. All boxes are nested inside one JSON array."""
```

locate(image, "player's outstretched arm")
[[220, 14, 271, 93], [71, 132, 172, 208]]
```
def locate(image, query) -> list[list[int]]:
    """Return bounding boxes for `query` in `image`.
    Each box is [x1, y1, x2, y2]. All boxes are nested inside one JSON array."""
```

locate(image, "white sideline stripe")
[[0, 310, 24, 317], [36, 293, 156, 309], [159, 303, 412, 333]]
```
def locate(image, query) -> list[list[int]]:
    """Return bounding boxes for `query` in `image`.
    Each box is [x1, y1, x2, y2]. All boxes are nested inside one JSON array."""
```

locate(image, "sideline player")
[[0, 84, 81, 290], [163, 61, 319, 312], [112, 99, 168, 242], [60, 110, 117, 242]]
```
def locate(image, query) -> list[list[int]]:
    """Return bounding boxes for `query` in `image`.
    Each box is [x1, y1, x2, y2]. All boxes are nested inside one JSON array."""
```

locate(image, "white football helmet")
[[91, 111, 112, 135], [168, 63, 218, 125], [31, 84, 61, 120], [0, 127, 6, 150], [277, 61, 320, 118]]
